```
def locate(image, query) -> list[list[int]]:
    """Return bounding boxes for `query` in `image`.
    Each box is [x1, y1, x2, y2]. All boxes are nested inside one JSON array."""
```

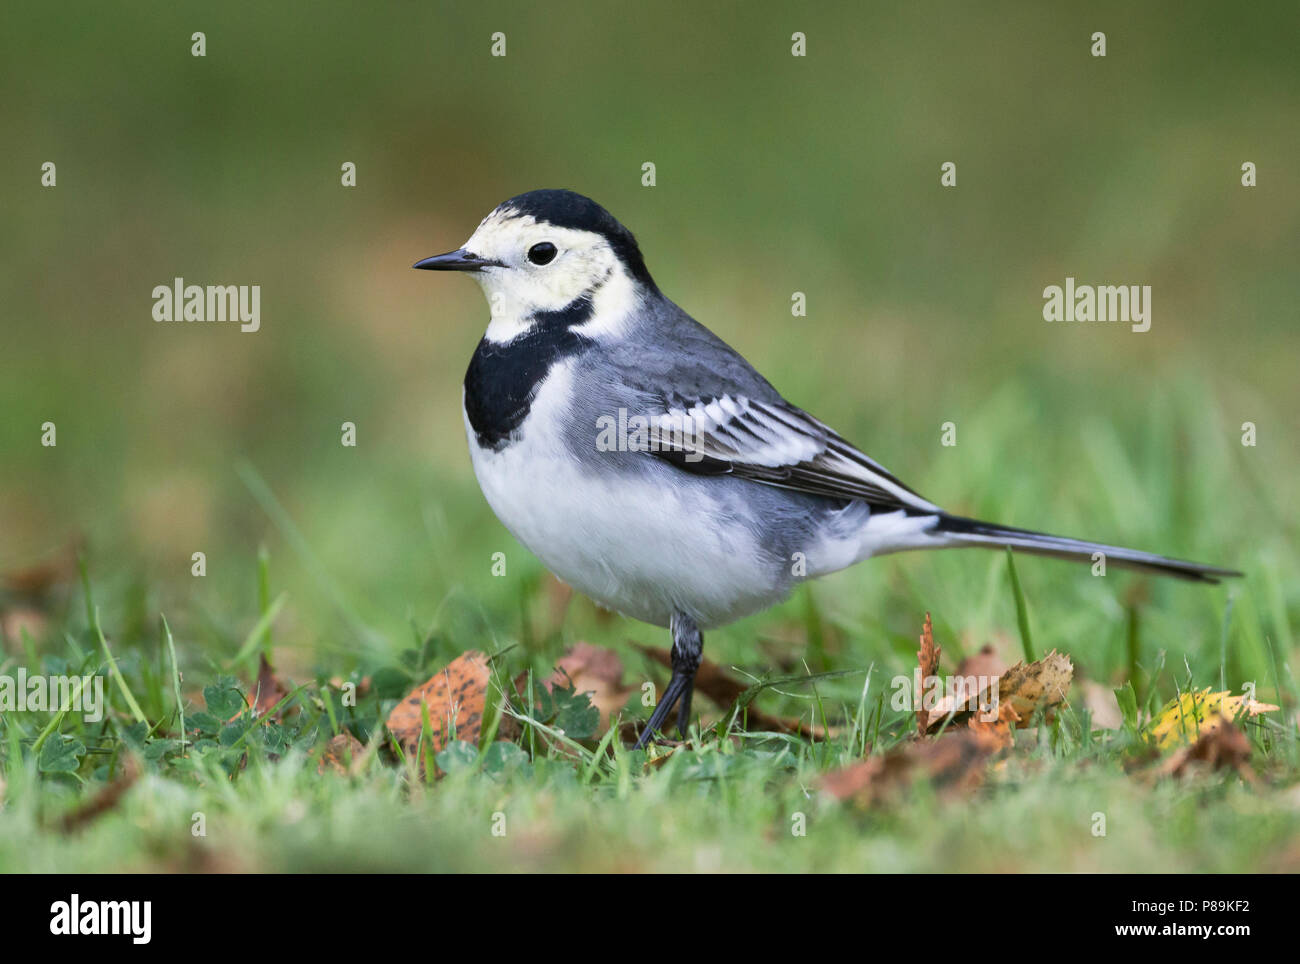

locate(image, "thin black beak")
[[412, 248, 502, 271]]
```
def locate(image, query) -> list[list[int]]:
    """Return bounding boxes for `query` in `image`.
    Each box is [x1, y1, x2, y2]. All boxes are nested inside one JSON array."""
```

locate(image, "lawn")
[[3, 382, 1296, 872]]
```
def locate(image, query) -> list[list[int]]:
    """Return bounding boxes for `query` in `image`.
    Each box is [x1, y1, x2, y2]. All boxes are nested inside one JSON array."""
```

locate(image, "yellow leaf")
[[1147, 688, 1280, 749]]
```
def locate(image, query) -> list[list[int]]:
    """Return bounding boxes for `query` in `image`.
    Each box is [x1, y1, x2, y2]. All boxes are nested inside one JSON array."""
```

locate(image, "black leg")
[[634, 611, 703, 749], [676, 677, 695, 737]]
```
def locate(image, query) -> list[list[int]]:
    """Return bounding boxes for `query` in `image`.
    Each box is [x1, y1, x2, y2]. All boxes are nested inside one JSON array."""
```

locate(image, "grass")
[[1, 657, 1296, 873], [1, 389, 1296, 873]]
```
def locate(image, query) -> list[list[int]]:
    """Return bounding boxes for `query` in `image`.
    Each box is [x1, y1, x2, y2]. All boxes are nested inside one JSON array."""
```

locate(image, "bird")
[[414, 189, 1241, 748]]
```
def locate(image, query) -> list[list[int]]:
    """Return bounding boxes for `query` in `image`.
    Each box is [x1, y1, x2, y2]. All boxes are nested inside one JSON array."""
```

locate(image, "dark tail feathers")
[[933, 514, 1241, 584]]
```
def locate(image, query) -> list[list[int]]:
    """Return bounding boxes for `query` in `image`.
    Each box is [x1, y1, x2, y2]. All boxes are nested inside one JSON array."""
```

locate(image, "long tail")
[[931, 514, 1242, 584]]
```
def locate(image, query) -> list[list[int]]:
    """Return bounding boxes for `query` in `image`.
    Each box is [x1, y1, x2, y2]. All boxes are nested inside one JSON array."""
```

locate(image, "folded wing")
[[645, 393, 940, 513]]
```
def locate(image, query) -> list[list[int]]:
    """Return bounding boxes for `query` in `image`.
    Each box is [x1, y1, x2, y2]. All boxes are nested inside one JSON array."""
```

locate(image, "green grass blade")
[[161, 614, 186, 752], [1005, 548, 1036, 663], [228, 592, 287, 667], [78, 560, 147, 726]]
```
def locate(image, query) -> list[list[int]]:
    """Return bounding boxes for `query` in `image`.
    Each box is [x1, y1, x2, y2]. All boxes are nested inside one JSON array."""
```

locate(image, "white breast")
[[463, 359, 783, 628]]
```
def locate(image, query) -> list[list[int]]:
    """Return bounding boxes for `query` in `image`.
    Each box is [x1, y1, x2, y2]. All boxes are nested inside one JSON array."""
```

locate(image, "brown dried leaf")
[[818, 755, 887, 802], [548, 642, 633, 731], [916, 613, 941, 734], [0, 538, 83, 596], [1156, 715, 1255, 781], [820, 729, 997, 808], [250, 655, 289, 719], [928, 676, 998, 729], [386, 651, 491, 761], [317, 732, 366, 776], [998, 650, 1073, 726], [957, 643, 1007, 680], [224, 654, 290, 723], [641, 743, 686, 769], [966, 698, 1021, 751], [900, 731, 995, 790], [327, 676, 371, 700], [57, 755, 140, 833], [923, 648, 1075, 734], [1, 605, 49, 649]]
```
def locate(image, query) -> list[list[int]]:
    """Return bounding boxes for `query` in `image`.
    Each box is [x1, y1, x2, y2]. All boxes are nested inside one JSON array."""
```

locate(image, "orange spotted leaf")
[[387, 651, 491, 761]]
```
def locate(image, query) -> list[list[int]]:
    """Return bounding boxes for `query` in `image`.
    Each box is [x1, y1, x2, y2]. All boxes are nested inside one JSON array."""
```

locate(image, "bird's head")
[[415, 189, 656, 342]]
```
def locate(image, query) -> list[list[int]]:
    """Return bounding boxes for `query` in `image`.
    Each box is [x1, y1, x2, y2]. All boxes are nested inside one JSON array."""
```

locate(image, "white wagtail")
[[415, 189, 1240, 747]]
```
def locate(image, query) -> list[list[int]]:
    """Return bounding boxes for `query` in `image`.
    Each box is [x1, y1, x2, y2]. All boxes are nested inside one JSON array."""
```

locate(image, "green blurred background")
[[2, 1, 1296, 692]]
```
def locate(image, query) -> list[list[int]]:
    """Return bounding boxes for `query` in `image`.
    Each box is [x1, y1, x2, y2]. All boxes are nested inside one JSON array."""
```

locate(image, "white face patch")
[[458, 208, 642, 343]]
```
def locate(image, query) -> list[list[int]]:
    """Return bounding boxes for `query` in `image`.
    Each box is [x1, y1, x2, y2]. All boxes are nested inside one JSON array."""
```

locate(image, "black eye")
[[527, 242, 557, 265]]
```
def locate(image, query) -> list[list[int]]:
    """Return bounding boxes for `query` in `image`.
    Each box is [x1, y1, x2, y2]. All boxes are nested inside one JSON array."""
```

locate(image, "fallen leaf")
[[957, 643, 1007, 681], [1147, 689, 1280, 749], [386, 651, 491, 763], [818, 755, 887, 802], [249, 655, 289, 719], [317, 732, 366, 775], [327, 676, 371, 700], [222, 655, 290, 723], [56, 755, 140, 833], [642, 743, 686, 769], [0, 538, 83, 596], [916, 613, 942, 735], [820, 729, 998, 808], [1, 605, 49, 649], [548, 642, 633, 731], [997, 650, 1074, 725], [929, 675, 1000, 730], [924, 648, 1073, 734], [966, 698, 1021, 751], [160, 839, 250, 874], [1155, 715, 1255, 780]]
